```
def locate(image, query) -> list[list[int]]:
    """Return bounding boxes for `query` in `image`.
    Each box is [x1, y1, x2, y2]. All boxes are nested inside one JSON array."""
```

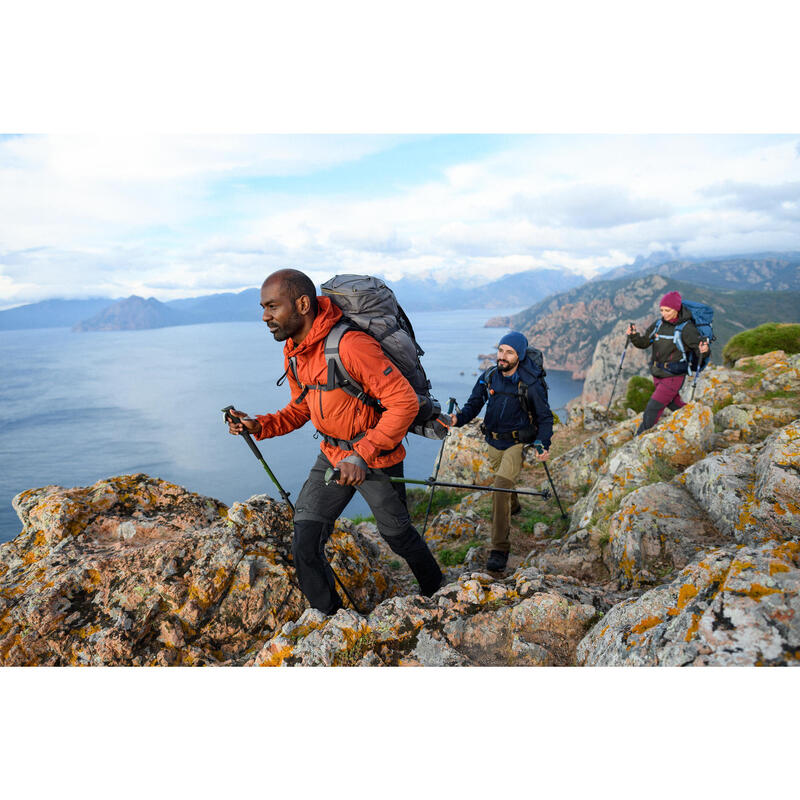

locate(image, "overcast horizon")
[[2, 134, 800, 311]]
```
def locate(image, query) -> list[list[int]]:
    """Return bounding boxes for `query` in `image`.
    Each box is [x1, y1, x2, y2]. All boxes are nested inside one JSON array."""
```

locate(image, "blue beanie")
[[499, 331, 528, 361]]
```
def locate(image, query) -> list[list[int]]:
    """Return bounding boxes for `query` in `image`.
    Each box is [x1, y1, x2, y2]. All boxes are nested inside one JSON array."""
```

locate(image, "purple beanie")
[[660, 291, 682, 312], [499, 331, 528, 360]]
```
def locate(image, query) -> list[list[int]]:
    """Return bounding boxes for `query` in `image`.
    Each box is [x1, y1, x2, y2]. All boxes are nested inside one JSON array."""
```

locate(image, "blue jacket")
[[456, 359, 554, 450]]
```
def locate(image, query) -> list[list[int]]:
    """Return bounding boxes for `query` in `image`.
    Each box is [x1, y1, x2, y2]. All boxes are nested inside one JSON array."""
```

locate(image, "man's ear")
[[295, 294, 312, 315]]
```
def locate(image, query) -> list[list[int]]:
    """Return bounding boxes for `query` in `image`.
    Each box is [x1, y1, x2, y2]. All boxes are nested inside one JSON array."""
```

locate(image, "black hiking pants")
[[292, 452, 443, 614]]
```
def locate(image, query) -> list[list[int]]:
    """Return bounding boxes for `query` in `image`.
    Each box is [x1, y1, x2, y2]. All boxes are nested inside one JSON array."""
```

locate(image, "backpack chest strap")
[[484, 368, 535, 423], [651, 320, 688, 361]]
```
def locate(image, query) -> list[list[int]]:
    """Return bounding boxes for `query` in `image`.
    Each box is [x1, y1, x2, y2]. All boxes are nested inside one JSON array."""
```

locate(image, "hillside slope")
[[487, 273, 800, 379]]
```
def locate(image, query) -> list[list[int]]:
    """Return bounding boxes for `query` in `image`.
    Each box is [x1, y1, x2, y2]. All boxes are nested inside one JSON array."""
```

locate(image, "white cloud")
[[2, 134, 800, 307]]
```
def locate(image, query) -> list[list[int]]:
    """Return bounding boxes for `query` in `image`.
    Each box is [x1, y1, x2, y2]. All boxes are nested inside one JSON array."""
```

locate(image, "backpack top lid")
[[679, 299, 715, 340], [519, 346, 545, 380], [320, 274, 398, 323]]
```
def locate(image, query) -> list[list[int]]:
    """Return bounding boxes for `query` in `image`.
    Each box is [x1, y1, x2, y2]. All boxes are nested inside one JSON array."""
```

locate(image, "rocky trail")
[[2, 349, 798, 666]]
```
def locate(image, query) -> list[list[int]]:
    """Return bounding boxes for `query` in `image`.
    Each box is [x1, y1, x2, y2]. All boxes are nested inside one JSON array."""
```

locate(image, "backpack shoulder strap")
[[283, 355, 310, 405], [323, 320, 380, 408], [516, 369, 547, 425], [672, 320, 689, 361], [480, 366, 497, 397], [651, 318, 663, 340]]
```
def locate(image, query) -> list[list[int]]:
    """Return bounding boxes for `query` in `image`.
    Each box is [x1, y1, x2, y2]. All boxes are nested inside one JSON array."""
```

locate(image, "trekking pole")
[[533, 440, 568, 520], [689, 337, 708, 401], [421, 397, 457, 535], [605, 322, 634, 420], [222, 406, 294, 511], [222, 406, 363, 614], [324, 468, 550, 499]]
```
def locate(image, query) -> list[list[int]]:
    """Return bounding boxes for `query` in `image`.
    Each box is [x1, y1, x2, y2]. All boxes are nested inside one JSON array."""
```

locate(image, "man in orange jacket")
[[227, 268, 443, 614]]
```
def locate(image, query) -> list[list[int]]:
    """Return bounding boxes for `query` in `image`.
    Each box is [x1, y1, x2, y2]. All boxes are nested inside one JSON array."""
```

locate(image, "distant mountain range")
[[487, 273, 800, 379], [0, 267, 586, 332], [3, 253, 799, 333], [595, 252, 800, 291], [0, 298, 119, 330], [388, 268, 586, 311]]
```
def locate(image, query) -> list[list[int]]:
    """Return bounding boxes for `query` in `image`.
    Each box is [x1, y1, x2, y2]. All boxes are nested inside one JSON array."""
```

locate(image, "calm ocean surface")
[[0, 309, 582, 542]]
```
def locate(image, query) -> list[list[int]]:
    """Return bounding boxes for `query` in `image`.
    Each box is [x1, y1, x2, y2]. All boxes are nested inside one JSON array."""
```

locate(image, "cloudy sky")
[[1, 133, 799, 309]]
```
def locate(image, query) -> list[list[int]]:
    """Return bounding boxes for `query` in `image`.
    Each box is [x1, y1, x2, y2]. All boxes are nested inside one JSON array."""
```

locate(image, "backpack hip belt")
[[479, 423, 537, 442], [317, 430, 399, 456]]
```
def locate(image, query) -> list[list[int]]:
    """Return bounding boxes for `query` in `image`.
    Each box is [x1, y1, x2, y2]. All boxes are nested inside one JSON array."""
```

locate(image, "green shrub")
[[407, 488, 462, 520], [518, 508, 555, 534], [644, 456, 680, 485], [439, 540, 483, 566], [722, 323, 800, 366], [625, 375, 654, 413], [712, 396, 734, 414]]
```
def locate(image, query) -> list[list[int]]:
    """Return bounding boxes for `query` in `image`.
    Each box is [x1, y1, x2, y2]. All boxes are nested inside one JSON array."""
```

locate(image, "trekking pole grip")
[[222, 404, 261, 453]]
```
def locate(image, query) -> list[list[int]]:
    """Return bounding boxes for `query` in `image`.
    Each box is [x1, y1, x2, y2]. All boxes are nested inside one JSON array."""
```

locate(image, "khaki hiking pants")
[[486, 443, 524, 553]]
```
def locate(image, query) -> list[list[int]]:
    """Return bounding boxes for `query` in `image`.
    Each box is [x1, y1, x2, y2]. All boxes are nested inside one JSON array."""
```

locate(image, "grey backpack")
[[315, 274, 447, 440]]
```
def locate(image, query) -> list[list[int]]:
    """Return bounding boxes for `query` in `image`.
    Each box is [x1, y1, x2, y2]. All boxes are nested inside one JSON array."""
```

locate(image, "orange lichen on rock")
[[676, 583, 698, 610], [740, 582, 782, 601], [630, 615, 662, 634]]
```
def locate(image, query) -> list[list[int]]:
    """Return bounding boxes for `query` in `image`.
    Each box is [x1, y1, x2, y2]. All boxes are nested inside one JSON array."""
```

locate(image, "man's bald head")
[[263, 269, 318, 317]]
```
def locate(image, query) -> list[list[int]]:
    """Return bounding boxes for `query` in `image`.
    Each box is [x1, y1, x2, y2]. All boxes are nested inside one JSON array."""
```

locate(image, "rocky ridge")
[[2, 350, 799, 666]]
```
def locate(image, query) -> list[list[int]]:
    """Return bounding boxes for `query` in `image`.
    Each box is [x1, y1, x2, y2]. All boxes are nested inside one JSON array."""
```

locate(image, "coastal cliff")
[[486, 273, 800, 380]]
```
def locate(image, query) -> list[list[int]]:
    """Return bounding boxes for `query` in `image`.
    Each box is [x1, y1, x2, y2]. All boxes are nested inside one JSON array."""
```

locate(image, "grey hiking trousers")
[[292, 452, 443, 613]]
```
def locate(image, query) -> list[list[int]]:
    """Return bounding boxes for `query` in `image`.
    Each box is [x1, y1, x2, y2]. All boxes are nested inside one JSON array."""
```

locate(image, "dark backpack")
[[286, 274, 448, 441], [651, 300, 715, 375], [481, 346, 549, 426]]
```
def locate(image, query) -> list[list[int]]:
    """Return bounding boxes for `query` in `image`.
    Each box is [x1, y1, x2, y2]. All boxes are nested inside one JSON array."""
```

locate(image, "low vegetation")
[[625, 375, 654, 413], [407, 488, 463, 521], [722, 322, 800, 366], [644, 456, 680, 485], [438, 539, 484, 566]]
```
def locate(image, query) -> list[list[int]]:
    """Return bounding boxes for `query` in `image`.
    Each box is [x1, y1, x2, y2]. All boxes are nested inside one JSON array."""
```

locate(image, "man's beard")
[[268, 311, 302, 342], [498, 359, 516, 374]]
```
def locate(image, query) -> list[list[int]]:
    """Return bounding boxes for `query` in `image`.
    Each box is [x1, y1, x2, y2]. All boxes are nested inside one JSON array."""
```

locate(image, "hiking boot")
[[486, 550, 509, 572]]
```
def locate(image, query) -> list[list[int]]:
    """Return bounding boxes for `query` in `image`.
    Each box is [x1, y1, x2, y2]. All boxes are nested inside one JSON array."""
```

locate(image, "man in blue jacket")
[[450, 331, 553, 572]]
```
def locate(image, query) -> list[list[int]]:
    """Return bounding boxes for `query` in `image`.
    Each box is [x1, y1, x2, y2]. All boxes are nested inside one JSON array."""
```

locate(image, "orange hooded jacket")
[[254, 296, 420, 469]]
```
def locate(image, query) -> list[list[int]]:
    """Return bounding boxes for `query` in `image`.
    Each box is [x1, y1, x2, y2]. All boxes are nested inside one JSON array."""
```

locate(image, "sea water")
[[0, 309, 582, 542]]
